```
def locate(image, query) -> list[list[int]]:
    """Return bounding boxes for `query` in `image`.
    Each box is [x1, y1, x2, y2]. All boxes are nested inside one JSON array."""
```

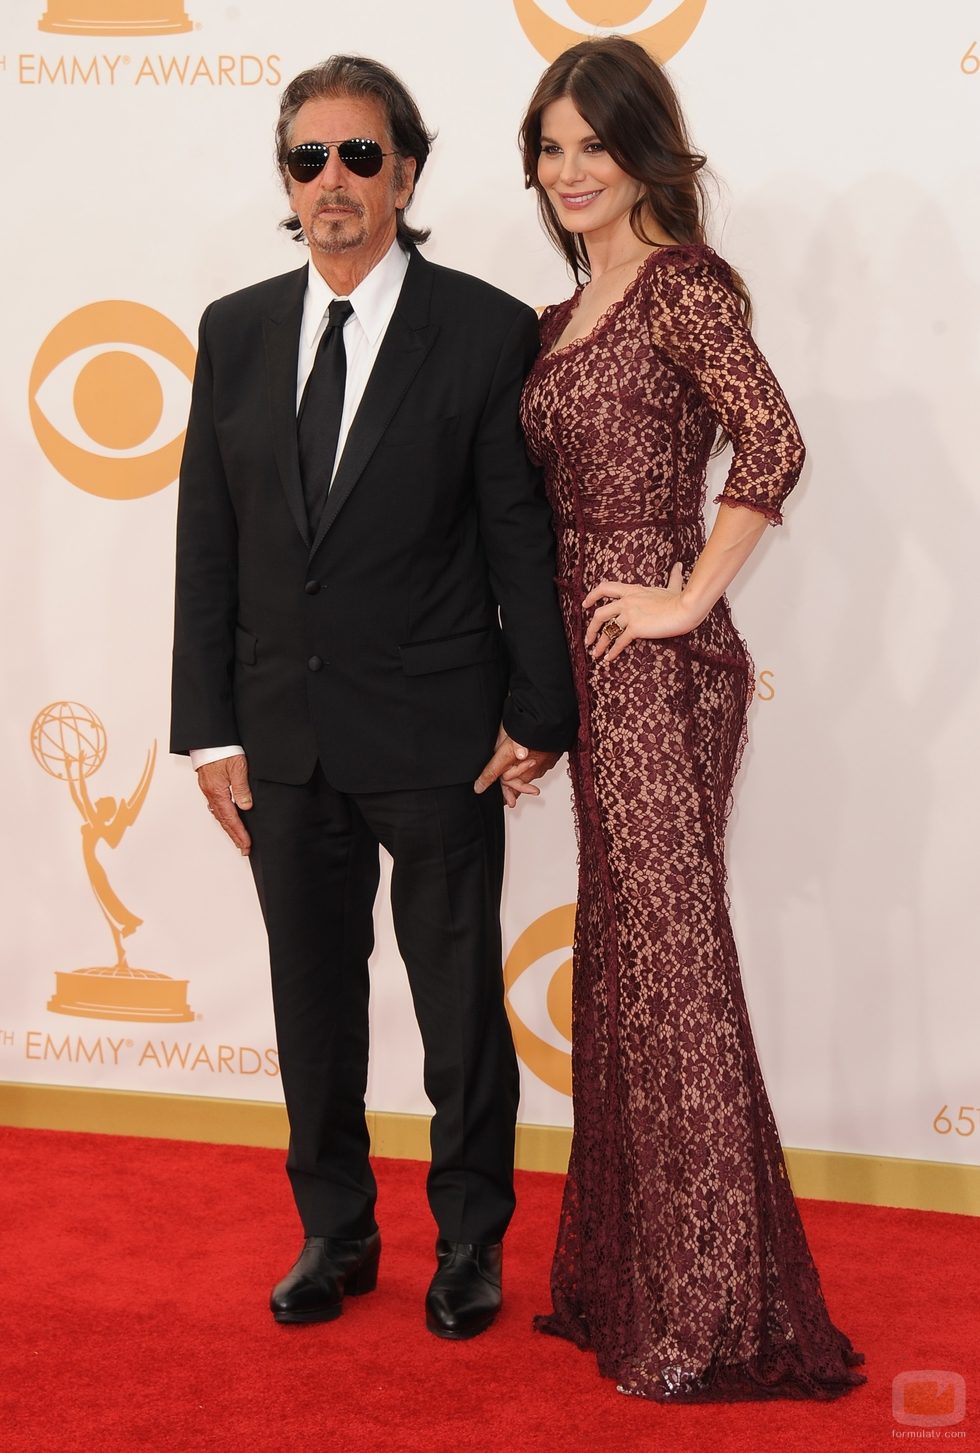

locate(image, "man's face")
[[286, 94, 416, 267]]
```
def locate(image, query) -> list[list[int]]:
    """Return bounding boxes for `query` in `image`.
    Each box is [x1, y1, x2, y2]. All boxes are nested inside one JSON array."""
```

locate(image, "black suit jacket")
[[170, 246, 577, 792]]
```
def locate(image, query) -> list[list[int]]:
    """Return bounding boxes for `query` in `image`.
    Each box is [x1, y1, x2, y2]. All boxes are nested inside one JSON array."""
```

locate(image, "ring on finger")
[[602, 617, 625, 641]]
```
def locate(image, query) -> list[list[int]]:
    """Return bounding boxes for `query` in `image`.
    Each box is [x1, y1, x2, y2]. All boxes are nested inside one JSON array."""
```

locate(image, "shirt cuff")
[[188, 745, 245, 770]]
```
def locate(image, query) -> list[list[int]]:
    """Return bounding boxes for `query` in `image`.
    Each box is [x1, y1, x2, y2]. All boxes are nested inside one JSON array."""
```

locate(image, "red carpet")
[[0, 1127, 976, 1452]]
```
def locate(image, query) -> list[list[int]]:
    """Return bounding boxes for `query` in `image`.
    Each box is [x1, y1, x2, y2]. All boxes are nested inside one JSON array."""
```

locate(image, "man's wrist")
[[189, 745, 245, 770]]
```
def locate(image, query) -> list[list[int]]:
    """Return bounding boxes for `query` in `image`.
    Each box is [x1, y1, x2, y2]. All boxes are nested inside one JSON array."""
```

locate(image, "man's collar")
[[302, 240, 410, 348]]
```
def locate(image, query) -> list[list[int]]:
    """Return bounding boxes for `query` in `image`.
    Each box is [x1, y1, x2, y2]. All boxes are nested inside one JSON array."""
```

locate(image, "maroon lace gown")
[[520, 244, 865, 1402]]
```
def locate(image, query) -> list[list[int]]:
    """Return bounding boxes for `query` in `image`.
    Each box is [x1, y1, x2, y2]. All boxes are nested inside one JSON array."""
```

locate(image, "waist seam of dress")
[[552, 515, 700, 532]]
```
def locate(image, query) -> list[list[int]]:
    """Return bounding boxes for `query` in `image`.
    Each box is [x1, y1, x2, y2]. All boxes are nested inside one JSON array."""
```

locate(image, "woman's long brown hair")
[[519, 35, 751, 325]]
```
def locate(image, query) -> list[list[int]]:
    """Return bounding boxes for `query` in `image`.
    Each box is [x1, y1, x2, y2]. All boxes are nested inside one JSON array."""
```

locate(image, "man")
[[170, 56, 576, 1340]]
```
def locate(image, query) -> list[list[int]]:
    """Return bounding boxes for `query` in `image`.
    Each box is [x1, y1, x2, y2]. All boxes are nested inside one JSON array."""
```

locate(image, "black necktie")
[[297, 297, 354, 533]]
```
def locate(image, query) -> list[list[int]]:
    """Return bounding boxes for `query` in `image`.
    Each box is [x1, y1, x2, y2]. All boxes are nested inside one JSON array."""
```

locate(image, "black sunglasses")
[[286, 138, 396, 182]]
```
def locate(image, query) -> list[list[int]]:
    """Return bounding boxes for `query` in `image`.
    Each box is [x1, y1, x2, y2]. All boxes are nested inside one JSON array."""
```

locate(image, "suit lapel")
[[310, 249, 438, 556], [262, 267, 310, 548]]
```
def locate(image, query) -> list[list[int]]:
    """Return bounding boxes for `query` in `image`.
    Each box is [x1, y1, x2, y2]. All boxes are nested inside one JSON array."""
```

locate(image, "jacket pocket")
[[235, 625, 257, 665], [400, 627, 499, 677]]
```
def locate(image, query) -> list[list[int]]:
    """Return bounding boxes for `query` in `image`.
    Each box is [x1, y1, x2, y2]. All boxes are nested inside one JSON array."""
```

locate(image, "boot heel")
[[345, 1246, 380, 1296]]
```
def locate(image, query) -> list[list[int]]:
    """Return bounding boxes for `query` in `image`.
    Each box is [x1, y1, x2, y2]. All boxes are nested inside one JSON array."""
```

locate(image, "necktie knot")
[[327, 298, 354, 331]]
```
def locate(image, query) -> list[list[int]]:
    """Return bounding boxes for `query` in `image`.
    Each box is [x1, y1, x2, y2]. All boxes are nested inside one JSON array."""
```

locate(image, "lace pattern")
[[520, 245, 864, 1402]]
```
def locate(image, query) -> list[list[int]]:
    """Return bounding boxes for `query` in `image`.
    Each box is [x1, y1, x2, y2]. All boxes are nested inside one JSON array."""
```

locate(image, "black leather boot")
[[425, 1239, 502, 1340], [270, 1231, 381, 1324]]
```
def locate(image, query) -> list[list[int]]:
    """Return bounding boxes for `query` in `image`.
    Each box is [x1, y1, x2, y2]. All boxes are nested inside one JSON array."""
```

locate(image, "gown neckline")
[[540, 242, 714, 365]]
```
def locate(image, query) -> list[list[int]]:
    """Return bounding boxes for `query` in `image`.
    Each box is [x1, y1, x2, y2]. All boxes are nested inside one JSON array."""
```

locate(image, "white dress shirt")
[[190, 241, 411, 771]]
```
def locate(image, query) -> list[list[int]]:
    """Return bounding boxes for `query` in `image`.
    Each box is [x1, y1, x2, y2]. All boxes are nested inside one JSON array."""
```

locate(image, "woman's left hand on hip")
[[584, 563, 697, 662]]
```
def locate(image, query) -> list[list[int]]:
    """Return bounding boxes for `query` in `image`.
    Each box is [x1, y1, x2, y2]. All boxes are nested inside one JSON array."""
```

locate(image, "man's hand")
[[196, 754, 253, 855], [474, 727, 560, 809]]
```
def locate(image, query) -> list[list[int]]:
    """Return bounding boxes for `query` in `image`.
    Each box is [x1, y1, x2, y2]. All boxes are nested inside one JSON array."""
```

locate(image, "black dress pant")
[[247, 762, 520, 1244]]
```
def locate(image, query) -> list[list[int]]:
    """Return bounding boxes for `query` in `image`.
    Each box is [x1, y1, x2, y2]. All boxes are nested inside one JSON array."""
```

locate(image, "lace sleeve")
[[648, 250, 805, 525]]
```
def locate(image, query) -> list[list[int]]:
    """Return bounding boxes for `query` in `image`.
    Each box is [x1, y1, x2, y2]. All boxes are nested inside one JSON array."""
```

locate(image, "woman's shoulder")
[[639, 242, 736, 293], [636, 243, 742, 324], [537, 292, 577, 349], [539, 285, 579, 321]]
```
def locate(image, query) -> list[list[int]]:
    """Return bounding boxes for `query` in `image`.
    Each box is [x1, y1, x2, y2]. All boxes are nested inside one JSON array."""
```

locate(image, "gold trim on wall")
[[2, 1081, 977, 1217]]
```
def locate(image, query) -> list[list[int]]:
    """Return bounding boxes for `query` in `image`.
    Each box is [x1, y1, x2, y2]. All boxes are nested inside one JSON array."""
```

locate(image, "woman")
[[518, 37, 865, 1402]]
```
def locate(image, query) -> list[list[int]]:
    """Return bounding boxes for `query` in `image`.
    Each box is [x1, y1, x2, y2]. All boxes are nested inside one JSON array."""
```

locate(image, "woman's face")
[[537, 96, 643, 242]]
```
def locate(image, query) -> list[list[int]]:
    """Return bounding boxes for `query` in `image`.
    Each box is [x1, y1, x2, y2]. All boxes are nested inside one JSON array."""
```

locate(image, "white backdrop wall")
[[1, 1, 977, 1169]]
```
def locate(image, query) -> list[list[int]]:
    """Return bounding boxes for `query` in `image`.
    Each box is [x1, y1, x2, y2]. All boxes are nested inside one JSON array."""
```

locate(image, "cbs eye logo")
[[504, 903, 575, 1097], [514, 0, 707, 64], [29, 301, 195, 500]]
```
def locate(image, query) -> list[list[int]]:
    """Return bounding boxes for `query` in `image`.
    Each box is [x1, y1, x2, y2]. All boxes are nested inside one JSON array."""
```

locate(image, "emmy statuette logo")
[[29, 302, 195, 500], [31, 701, 193, 1023], [504, 904, 575, 1096], [38, 0, 193, 35], [514, 0, 707, 64]]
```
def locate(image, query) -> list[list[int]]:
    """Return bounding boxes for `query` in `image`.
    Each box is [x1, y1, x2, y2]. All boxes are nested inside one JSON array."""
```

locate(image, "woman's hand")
[[584, 503, 771, 663], [584, 564, 698, 662]]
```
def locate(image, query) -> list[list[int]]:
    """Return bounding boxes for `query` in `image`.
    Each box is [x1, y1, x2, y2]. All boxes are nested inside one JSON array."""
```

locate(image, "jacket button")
[[308, 655, 323, 672], [304, 580, 320, 595]]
